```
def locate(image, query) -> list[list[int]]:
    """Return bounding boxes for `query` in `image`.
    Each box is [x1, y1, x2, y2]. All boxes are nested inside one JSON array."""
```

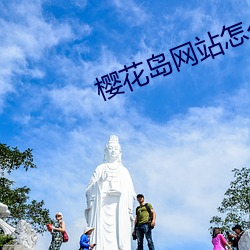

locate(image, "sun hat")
[[55, 212, 63, 218], [84, 227, 95, 234]]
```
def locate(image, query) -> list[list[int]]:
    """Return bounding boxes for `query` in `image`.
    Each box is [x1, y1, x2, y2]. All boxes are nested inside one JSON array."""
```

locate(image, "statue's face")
[[107, 142, 121, 160]]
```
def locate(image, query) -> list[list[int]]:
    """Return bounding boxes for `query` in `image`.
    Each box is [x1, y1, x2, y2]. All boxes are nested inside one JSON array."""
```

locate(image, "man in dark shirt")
[[229, 224, 244, 250]]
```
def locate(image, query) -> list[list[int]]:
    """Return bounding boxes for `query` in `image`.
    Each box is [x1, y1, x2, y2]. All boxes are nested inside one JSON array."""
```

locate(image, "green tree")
[[0, 143, 52, 233], [210, 167, 250, 232]]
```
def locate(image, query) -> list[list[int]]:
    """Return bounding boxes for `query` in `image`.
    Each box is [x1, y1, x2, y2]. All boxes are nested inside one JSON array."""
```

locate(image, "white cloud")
[[73, 0, 88, 9], [81, 46, 124, 84], [0, 1, 75, 111], [112, 0, 148, 26], [48, 84, 126, 120], [0, 2, 73, 58]]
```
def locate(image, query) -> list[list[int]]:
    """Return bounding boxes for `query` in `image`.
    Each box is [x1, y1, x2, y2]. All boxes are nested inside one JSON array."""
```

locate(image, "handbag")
[[62, 231, 69, 242], [46, 224, 52, 232]]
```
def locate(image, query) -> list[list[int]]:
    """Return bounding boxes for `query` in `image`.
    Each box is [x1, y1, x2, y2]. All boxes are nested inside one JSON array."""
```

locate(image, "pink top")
[[212, 234, 227, 250]]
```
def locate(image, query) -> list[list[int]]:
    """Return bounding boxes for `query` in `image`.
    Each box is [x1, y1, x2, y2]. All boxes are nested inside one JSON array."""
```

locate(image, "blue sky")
[[0, 0, 250, 249]]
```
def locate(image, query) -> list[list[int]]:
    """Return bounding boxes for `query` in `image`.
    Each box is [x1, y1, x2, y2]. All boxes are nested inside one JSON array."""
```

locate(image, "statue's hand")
[[101, 171, 108, 181], [129, 213, 135, 222], [86, 195, 95, 209]]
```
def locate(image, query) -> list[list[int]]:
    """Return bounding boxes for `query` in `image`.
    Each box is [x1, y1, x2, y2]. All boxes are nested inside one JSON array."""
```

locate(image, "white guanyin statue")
[[85, 135, 136, 250], [239, 229, 250, 250], [13, 220, 38, 250], [0, 202, 15, 235], [0, 202, 37, 250]]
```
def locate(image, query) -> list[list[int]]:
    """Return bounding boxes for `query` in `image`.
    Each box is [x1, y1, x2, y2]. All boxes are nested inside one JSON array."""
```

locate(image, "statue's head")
[[0, 202, 10, 218], [104, 135, 122, 163]]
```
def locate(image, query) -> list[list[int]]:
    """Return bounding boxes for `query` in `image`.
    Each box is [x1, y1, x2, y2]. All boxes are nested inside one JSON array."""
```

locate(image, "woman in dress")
[[212, 227, 232, 250], [49, 212, 66, 250]]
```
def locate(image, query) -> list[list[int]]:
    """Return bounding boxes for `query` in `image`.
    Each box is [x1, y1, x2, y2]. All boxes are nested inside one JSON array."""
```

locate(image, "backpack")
[[136, 203, 154, 229]]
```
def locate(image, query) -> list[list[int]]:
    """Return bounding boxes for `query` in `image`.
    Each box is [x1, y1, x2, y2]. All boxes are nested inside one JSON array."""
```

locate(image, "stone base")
[[1, 245, 26, 250]]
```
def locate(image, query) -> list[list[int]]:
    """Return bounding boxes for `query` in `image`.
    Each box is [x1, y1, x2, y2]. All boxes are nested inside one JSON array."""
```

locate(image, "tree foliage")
[[0, 143, 52, 233], [210, 167, 250, 232], [0, 144, 36, 175], [0, 234, 14, 246]]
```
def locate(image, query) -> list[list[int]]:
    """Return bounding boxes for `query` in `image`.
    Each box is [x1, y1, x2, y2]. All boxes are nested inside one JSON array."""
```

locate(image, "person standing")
[[133, 194, 156, 250], [211, 227, 232, 250], [49, 212, 66, 250], [79, 227, 96, 250]]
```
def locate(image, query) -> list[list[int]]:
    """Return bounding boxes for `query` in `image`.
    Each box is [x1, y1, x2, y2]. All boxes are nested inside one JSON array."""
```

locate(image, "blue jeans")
[[136, 223, 155, 250]]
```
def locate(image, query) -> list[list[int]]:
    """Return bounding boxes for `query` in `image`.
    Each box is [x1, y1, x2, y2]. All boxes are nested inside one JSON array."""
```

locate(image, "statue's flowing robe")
[[85, 163, 136, 250], [239, 229, 250, 250]]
